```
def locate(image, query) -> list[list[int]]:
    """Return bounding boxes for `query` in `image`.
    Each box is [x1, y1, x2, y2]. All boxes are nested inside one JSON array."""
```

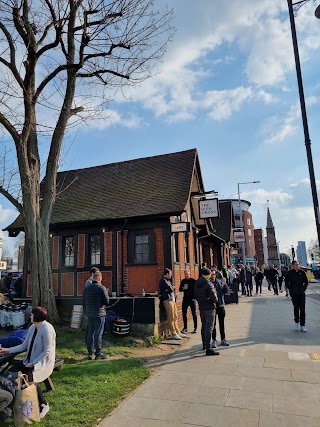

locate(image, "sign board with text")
[[171, 222, 190, 233], [0, 261, 7, 270], [198, 199, 219, 219], [233, 231, 245, 243]]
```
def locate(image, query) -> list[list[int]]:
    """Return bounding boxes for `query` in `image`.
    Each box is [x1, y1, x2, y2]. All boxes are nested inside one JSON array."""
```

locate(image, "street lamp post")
[[287, 0, 320, 251], [237, 181, 260, 266]]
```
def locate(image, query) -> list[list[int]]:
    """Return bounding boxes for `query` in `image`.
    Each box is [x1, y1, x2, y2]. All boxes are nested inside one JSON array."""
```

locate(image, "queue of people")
[[159, 260, 310, 357]]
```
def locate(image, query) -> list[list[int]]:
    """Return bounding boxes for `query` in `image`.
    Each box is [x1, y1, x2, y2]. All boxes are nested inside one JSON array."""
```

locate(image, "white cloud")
[[264, 97, 320, 144], [0, 205, 18, 227], [242, 188, 293, 206]]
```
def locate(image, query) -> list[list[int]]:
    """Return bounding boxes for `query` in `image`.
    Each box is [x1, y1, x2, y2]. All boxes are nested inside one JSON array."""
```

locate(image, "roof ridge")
[[58, 148, 197, 175]]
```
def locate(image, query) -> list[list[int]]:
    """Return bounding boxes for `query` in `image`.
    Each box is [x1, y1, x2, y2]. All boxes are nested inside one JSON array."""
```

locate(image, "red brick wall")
[[52, 273, 58, 296], [104, 232, 112, 266], [77, 271, 90, 296], [128, 265, 158, 294], [52, 236, 59, 269], [117, 231, 128, 294], [77, 234, 85, 268], [61, 272, 74, 296], [103, 271, 112, 293]]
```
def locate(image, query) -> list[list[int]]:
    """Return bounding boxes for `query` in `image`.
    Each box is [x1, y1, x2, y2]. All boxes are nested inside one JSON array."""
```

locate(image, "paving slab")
[[235, 365, 292, 381], [272, 394, 320, 417], [226, 390, 272, 411], [116, 396, 190, 421], [182, 402, 259, 427], [164, 383, 229, 405], [259, 411, 320, 427]]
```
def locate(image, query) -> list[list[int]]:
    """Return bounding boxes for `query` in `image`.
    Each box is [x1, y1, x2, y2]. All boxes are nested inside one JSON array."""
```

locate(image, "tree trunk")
[[25, 215, 60, 323]]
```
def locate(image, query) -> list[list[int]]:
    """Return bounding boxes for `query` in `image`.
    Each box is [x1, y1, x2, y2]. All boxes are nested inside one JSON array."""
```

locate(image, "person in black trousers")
[[245, 267, 253, 296], [211, 269, 229, 348], [285, 261, 308, 332], [195, 268, 219, 356], [179, 270, 197, 333], [254, 267, 264, 295]]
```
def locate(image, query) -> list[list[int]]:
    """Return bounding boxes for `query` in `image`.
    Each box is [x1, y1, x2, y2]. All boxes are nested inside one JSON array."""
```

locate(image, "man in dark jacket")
[[268, 264, 279, 295], [285, 261, 308, 332], [82, 271, 109, 360], [195, 267, 219, 356], [179, 270, 197, 333], [211, 270, 229, 348]]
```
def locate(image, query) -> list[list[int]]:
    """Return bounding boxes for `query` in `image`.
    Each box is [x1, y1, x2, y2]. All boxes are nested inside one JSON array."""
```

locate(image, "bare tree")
[[0, 0, 173, 322]]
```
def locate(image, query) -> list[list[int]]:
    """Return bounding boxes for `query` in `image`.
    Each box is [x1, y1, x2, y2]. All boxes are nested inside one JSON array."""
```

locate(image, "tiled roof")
[[6, 149, 198, 229], [212, 201, 233, 242]]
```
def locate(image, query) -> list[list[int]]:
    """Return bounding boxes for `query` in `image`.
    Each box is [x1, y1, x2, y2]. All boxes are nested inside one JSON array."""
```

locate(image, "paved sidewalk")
[[100, 286, 320, 427]]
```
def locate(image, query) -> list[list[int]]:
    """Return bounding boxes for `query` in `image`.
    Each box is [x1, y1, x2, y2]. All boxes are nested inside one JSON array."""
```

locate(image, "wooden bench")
[[43, 358, 64, 392]]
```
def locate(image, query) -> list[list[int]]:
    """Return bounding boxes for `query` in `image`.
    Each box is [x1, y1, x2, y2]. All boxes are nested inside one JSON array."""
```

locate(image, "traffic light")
[[311, 253, 314, 261], [291, 247, 295, 259]]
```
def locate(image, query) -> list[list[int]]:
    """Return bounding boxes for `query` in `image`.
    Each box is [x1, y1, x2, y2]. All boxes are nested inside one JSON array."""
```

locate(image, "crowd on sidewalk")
[[158, 260, 310, 357]]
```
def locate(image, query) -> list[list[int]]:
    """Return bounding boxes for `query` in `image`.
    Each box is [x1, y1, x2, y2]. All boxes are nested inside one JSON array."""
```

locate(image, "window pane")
[[65, 236, 74, 266], [135, 234, 149, 263], [90, 234, 101, 265]]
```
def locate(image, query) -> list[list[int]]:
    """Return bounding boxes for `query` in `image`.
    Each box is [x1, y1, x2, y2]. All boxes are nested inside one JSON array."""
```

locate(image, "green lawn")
[[4, 328, 150, 427]]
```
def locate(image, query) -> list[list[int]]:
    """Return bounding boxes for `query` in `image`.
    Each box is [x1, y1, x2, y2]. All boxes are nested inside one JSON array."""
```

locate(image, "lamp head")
[[315, 4, 320, 19]]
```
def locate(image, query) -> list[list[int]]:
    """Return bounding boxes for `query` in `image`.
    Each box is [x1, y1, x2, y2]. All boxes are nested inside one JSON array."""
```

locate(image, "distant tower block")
[[266, 207, 280, 265]]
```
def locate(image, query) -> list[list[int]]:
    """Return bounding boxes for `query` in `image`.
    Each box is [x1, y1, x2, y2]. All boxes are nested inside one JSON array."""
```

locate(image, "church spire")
[[266, 207, 274, 229]]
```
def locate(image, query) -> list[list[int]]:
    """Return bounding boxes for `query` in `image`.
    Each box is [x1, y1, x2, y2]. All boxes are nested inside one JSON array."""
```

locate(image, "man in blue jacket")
[[82, 271, 109, 360]]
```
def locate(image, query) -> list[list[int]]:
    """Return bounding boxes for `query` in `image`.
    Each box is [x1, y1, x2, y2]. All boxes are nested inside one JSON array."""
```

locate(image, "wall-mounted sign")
[[198, 198, 219, 219], [234, 231, 245, 243], [171, 222, 190, 233], [0, 261, 7, 270]]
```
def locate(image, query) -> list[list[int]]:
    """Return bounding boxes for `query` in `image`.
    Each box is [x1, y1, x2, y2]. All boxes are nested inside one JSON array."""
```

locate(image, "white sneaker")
[[301, 326, 307, 332], [294, 323, 299, 331], [172, 334, 182, 340], [40, 403, 49, 418], [179, 332, 187, 338]]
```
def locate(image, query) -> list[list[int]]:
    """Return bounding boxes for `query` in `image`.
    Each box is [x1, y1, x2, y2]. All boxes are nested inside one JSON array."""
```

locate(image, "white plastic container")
[[70, 305, 83, 329]]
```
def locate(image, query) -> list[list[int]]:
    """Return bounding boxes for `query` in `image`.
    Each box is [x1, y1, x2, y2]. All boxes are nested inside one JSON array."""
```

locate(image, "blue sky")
[[1, 0, 320, 257]]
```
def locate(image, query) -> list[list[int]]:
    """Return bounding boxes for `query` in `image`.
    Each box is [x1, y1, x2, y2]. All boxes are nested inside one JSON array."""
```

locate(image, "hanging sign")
[[171, 222, 190, 233], [198, 199, 219, 219], [0, 261, 7, 270], [234, 231, 245, 243]]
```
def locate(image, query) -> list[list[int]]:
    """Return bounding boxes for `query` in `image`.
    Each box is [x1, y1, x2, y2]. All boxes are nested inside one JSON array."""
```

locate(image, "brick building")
[[5, 149, 227, 333], [254, 228, 266, 268]]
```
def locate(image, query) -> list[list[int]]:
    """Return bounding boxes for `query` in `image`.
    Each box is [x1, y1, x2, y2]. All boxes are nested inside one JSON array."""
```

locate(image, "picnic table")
[[0, 352, 64, 391]]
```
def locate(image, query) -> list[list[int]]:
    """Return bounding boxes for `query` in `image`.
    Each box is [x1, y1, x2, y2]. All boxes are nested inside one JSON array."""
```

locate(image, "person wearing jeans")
[[211, 270, 229, 348], [285, 261, 308, 332], [83, 271, 109, 359], [179, 270, 197, 333]]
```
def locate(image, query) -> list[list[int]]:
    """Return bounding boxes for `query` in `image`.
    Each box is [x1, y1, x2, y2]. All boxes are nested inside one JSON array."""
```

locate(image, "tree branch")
[[0, 112, 20, 143], [83, 43, 130, 62], [73, 12, 123, 32], [76, 69, 130, 79], [0, 22, 24, 88], [33, 64, 80, 102], [70, 107, 84, 117], [0, 185, 23, 212]]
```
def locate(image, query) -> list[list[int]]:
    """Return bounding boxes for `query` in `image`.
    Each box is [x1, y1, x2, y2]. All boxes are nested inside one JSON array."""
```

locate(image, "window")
[[64, 236, 74, 266], [128, 230, 156, 264], [249, 239, 253, 248], [247, 218, 251, 225], [248, 229, 252, 236], [90, 234, 101, 265], [135, 234, 149, 263]]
